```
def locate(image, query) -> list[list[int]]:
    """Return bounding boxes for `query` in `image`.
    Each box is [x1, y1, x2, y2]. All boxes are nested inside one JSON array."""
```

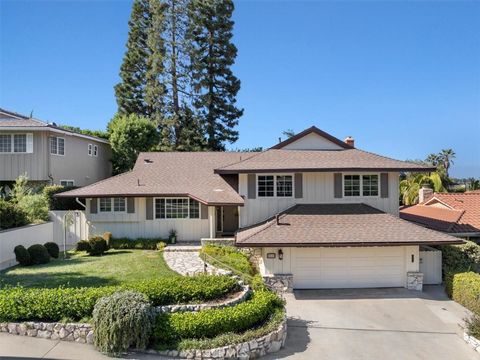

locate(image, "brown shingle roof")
[[0, 108, 48, 127], [400, 193, 480, 234], [235, 203, 463, 247], [57, 152, 257, 205], [215, 149, 434, 174]]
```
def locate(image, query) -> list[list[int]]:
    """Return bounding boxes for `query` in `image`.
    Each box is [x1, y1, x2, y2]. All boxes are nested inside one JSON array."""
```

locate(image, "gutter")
[[234, 240, 465, 248], [214, 167, 436, 174]]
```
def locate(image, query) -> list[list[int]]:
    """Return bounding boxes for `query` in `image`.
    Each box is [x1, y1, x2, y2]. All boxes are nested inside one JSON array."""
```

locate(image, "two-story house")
[[58, 126, 461, 290], [0, 108, 111, 188]]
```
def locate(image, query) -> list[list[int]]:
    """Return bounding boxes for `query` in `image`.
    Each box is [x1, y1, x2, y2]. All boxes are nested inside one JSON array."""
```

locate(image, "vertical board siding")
[[419, 248, 442, 285]]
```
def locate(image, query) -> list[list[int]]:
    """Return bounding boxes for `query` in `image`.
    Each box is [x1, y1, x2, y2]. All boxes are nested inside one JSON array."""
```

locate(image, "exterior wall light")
[[278, 249, 284, 260]]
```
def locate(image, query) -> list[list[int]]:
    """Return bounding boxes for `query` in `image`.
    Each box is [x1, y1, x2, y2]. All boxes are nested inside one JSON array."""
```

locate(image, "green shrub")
[[44, 242, 60, 259], [27, 244, 50, 265], [14, 245, 31, 266], [17, 194, 49, 224], [466, 314, 480, 338], [76, 240, 90, 252], [448, 272, 480, 314], [109, 237, 164, 250], [156, 241, 167, 251], [200, 245, 255, 276], [0, 276, 237, 322], [93, 291, 154, 355], [87, 237, 108, 256], [440, 241, 480, 274], [0, 199, 28, 230], [153, 291, 283, 344], [43, 185, 83, 210]]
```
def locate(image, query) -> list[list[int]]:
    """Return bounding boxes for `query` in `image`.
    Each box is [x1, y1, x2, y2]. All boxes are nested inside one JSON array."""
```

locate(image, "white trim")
[[257, 173, 294, 198], [153, 197, 201, 220], [50, 136, 65, 156], [0, 133, 31, 154], [97, 197, 127, 213], [93, 144, 98, 157], [0, 126, 110, 144], [88, 144, 92, 156], [422, 197, 454, 209], [59, 180, 75, 187], [343, 173, 380, 198]]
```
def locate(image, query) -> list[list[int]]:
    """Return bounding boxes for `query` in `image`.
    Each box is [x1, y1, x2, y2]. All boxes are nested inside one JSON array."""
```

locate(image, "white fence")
[[419, 246, 442, 285], [0, 210, 88, 270]]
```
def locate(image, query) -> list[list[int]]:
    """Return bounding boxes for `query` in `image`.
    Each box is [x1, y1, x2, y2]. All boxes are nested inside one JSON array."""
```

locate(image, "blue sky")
[[1, 0, 479, 178]]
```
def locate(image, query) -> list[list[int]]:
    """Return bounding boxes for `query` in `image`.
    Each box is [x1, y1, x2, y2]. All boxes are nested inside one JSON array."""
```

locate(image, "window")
[[60, 180, 74, 187], [50, 137, 65, 155], [93, 145, 98, 157], [13, 134, 26, 153], [99, 198, 111, 212], [0, 134, 11, 152], [155, 198, 200, 219], [113, 197, 126, 212], [258, 175, 274, 197], [362, 175, 379, 196], [344, 174, 379, 197], [276, 175, 293, 197], [88, 144, 92, 156]]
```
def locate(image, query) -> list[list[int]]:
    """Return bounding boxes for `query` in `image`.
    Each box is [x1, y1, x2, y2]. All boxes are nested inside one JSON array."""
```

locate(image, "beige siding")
[[86, 197, 210, 241], [282, 132, 344, 150], [0, 131, 49, 181], [239, 172, 400, 227]]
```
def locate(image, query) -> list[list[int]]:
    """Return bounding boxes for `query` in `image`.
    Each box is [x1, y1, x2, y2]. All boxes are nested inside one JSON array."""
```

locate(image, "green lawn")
[[0, 249, 178, 288]]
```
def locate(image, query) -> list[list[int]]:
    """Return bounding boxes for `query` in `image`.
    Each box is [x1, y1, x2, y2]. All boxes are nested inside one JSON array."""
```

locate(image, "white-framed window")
[[344, 174, 379, 197], [258, 174, 293, 198], [0, 133, 32, 153], [154, 198, 200, 219], [50, 137, 65, 155], [93, 145, 98, 157], [60, 180, 74, 187], [88, 144, 92, 156], [98, 197, 126, 213]]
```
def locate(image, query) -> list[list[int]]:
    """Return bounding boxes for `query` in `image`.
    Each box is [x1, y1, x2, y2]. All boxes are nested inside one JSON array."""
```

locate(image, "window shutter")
[[26, 133, 33, 153], [127, 198, 135, 213], [247, 174, 256, 199], [90, 199, 97, 214], [146, 198, 153, 220], [201, 203, 208, 219], [294, 173, 303, 198], [381, 173, 389, 198], [334, 173, 343, 198]]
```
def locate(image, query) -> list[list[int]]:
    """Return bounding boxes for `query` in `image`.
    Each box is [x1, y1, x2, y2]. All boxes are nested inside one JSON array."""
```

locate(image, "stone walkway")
[[163, 251, 230, 276]]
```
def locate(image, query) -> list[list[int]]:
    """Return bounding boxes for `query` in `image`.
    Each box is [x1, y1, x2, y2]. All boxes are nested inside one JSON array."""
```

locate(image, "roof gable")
[[271, 126, 352, 150]]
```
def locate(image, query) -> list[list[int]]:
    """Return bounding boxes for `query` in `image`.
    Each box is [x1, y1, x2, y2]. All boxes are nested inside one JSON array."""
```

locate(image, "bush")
[[27, 244, 50, 265], [156, 241, 167, 251], [0, 199, 28, 230], [153, 291, 283, 344], [93, 291, 154, 355], [446, 272, 480, 314], [43, 185, 83, 210], [14, 245, 31, 266], [0, 275, 237, 322], [109, 237, 164, 250], [466, 314, 480, 338], [200, 245, 256, 276], [16, 194, 49, 224], [44, 242, 60, 259], [87, 237, 109, 256], [440, 241, 480, 274], [76, 240, 90, 252], [102, 232, 112, 245]]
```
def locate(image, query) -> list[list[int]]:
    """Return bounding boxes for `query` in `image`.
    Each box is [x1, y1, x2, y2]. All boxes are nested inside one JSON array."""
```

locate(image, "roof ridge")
[[354, 147, 434, 170], [215, 149, 270, 170]]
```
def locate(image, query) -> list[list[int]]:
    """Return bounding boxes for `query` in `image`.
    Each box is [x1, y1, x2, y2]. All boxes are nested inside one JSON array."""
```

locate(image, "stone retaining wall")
[[0, 322, 93, 344], [464, 332, 480, 353], [263, 274, 293, 294], [144, 316, 287, 359]]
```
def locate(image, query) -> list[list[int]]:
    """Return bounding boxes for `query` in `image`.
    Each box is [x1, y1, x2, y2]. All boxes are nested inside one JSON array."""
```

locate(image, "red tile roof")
[[236, 204, 463, 247], [400, 193, 480, 234]]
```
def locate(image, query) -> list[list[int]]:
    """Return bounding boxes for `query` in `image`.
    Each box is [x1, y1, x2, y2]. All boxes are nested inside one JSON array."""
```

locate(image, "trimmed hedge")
[[108, 237, 165, 250], [43, 185, 84, 210], [153, 291, 283, 344], [440, 241, 480, 274], [14, 245, 31, 266], [87, 237, 109, 256], [201, 245, 255, 276], [44, 242, 60, 259], [0, 275, 237, 322], [27, 244, 50, 265], [0, 199, 28, 230], [446, 272, 480, 315]]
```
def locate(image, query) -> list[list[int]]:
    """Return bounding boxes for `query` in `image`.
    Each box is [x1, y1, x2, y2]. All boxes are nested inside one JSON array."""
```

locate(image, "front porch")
[[205, 205, 240, 240]]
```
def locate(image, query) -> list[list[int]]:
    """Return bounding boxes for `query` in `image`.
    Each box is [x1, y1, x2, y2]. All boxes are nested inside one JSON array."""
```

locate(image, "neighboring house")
[[0, 108, 111, 187], [400, 188, 480, 241], [58, 126, 462, 290]]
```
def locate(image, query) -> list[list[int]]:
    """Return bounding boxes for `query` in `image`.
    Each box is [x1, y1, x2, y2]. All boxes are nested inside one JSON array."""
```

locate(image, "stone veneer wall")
[[144, 316, 287, 359], [406, 272, 424, 291], [0, 322, 93, 344], [263, 274, 293, 293], [464, 332, 480, 353]]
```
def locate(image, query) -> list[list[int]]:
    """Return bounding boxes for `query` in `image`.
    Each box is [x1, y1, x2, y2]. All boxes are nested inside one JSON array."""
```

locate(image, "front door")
[[215, 206, 239, 236], [216, 206, 223, 233]]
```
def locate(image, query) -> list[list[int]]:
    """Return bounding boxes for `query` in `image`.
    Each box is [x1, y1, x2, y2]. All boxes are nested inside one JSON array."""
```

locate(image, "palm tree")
[[399, 172, 445, 205], [438, 149, 455, 178], [282, 129, 295, 138], [468, 178, 480, 191], [425, 153, 440, 166]]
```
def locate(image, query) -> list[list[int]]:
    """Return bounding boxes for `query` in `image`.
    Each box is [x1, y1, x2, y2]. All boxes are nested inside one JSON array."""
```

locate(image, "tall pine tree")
[[188, 0, 243, 151]]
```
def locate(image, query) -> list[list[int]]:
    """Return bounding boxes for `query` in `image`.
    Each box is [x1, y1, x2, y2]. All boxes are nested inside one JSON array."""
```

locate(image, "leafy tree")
[[187, 0, 243, 150], [399, 172, 445, 205], [282, 129, 295, 138], [467, 178, 480, 191], [108, 114, 160, 174]]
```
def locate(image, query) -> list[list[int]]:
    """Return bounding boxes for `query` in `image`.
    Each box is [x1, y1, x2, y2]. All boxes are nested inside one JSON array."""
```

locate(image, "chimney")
[[344, 136, 355, 147], [419, 186, 434, 204]]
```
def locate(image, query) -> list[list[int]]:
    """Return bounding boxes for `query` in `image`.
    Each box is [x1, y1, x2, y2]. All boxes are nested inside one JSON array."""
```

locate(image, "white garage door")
[[293, 247, 405, 289]]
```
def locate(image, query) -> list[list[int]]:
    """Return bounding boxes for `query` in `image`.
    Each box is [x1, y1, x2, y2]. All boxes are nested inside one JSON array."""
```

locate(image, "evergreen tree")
[[114, 0, 152, 116], [187, 0, 243, 151]]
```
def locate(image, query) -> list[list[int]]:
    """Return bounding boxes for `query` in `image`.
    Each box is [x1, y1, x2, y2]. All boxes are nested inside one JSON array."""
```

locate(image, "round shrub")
[[44, 242, 60, 259], [14, 245, 31, 266], [27, 244, 50, 265], [76, 240, 90, 252], [93, 291, 154, 355], [87, 237, 108, 256]]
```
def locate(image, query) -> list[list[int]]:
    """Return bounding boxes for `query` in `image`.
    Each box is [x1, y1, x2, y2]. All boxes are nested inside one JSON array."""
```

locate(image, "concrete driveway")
[[265, 285, 479, 360]]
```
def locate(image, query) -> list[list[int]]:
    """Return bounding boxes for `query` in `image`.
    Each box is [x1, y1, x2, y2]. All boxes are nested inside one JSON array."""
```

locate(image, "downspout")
[[75, 197, 86, 209]]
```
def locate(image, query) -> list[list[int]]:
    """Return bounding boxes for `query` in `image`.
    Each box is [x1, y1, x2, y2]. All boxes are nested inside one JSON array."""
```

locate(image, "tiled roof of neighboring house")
[[400, 193, 480, 234], [57, 152, 257, 205], [215, 148, 434, 174], [0, 108, 109, 144], [235, 203, 463, 247]]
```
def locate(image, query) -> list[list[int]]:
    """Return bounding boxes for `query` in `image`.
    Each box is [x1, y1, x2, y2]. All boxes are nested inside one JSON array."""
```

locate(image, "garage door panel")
[[293, 247, 405, 289]]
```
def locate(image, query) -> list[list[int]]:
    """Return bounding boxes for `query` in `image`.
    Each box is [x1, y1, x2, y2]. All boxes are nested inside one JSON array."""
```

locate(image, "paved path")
[[163, 250, 230, 276]]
